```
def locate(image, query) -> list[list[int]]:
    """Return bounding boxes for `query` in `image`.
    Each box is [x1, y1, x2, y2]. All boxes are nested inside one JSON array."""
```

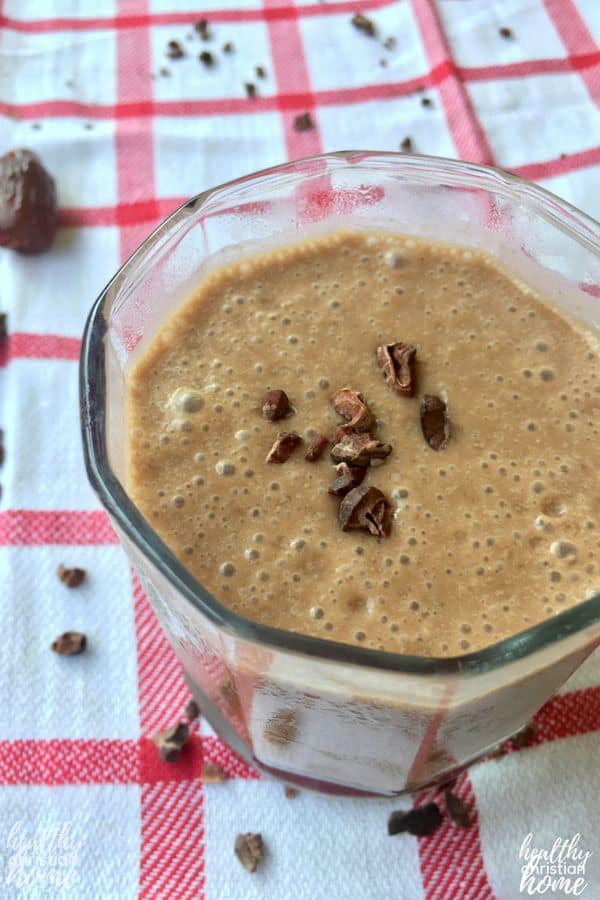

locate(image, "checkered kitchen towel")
[[0, 0, 598, 897]]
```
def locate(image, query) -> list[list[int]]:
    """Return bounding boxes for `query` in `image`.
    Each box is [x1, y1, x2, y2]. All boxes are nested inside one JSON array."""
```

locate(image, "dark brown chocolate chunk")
[[255, 65, 267, 79], [184, 697, 200, 720], [351, 12, 376, 36], [400, 137, 413, 152], [388, 803, 442, 837], [202, 761, 227, 783], [339, 485, 392, 538], [166, 40, 185, 59], [420, 395, 450, 450], [264, 709, 297, 745], [199, 50, 215, 67], [265, 431, 302, 464], [499, 26, 514, 39], [262, 388, 291, 421], [284, 785, 299, 799], [222, 42, 234, 54], [0, 149, 57, 254], [509, 721, 538, 749], [330, 387, 373, 432], [421, 96, 433, 108], [305, 434, 328, 462], [235, 833, 264, 873], [0, 313, 7, 340], [377, 342, 417, 397], [294, 112, 314, 132], [445, 790, 471, 828], [57, 564, 86, 588], [245, 82, 257, 98], [153, 722, 189, 762], [51, 631, 87, 656], [331, 432, 391, 467], [328, 462, 367, 497]]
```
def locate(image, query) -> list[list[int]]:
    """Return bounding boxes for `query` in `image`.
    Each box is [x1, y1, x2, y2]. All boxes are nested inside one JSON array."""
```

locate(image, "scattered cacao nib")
[[51, 631, 87, 656], [245, 82, 257, 98], [339, 485, 392, 538], [235, 833, 264, 873], [388, 803, 442, 837], [57, 564, 86, 588], [166, 40, 185, 59], [184, 697, 200, 720], [509, 721, 538, 749], [255, 65, 267, 79], [351, 12, 376, 37], [199, 50, 215, 67], [265, 431, 302, 464], [328, 462, 367, 497], [330, 387, 373, 432], [383, 36, 397, 50], [262, 388, 291, 421], [294, 112, 314, 132], [421, 96, 433, 108], [377, 342, 417, 397], [220, 676, 241, 713], [222, 42, 234, 54], [153, 722, 189, 763], [264, 709, 297, 745], [305, 434, 328, 462], [0, 313, 7, 340], [202, 761, 227, 783], [400, 137, 413, 152], [284, 786, 299, 799], [420, 395, 450, 451], [445, 790, 471, 828], [0, 149, 57, 254], [499, 26, 514, 39], [331, 432, 391, 467]]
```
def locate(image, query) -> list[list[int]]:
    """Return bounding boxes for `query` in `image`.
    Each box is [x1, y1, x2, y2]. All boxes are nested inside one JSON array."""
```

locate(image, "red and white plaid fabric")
[[0, 0, 599, 897]]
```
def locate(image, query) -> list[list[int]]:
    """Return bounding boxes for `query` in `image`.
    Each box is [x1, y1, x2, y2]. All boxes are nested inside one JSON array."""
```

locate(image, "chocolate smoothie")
[[127, 231, 599, 658]]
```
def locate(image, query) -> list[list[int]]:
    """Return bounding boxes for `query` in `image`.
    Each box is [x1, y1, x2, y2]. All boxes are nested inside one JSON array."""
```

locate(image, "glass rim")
[[80, 150, 600, 678]]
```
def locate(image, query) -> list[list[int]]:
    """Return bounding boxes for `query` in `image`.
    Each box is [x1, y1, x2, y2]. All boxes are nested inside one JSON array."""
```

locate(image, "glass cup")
[[80, 152, 600, 796]]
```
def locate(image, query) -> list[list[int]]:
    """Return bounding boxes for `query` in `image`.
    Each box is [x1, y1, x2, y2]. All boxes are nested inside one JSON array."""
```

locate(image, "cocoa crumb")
[[284, 786, 299, 799], [199, 50, 215, 67], [235, 833, 264, 873], [184, 697, 200, 720], [377, 342, 417, 396], [245, 82, 257, 98], [0, 313, 7, 340], [202, 761, 227, 783], [400, 137, 413, 152], [421, 96, 433, 108], [262, 388, 291, 421], [166, 40, 185, 59], [57, 564, 86, 588], [159, 67, 170, 77], [331, 432, 391, 467], [330, 387, 373, 432], [222, 42, 234, 54], [499, 26, 514, 39], [0, 429, 4, 466], [294, 112, 314, 132], [152, 722, 189, 762], [509, 721, 538, 749], [388, 803, 441, 836], [255, 65, 267, 79], [351, 12, 376, 37], [420, 395, 451, 450], [194, 19, 211, 38], [339, 484, 392, 538], [264, 709, 297, 745], [305, 434, 328, 462], [51, 631, 87, 656], [265, 431, 302, 464], [383, 36, 397, 50], [328, 462, 367, 497], [445, 790, 471, 828]]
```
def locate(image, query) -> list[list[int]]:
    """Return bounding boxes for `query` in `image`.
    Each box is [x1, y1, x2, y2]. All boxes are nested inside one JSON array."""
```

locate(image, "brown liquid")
[[127, 231, 600, 657]]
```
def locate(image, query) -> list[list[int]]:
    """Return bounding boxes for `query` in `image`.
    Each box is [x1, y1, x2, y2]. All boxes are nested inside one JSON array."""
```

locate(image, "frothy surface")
[[127, 231, 600, 656]]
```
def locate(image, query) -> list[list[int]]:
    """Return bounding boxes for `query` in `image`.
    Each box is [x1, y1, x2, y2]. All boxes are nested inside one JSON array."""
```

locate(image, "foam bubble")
[[219, 562, 236, 577], [167, 388, 203, 413], [215, 460, 235, 476], [550, 540, 577, 560]]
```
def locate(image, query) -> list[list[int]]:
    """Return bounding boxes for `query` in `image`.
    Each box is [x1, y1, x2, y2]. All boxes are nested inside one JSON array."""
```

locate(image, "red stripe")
[[0, 0, 392, 32], [412, 0, 495, 165], [0, 510, 118, 545], [263, 0, 323, 159], [418, 772, 495, 900], [0, 332, 81, 366], [512, 145, 600, 181], [544, 0, 600, 105], [3, 52, 598, 123]]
